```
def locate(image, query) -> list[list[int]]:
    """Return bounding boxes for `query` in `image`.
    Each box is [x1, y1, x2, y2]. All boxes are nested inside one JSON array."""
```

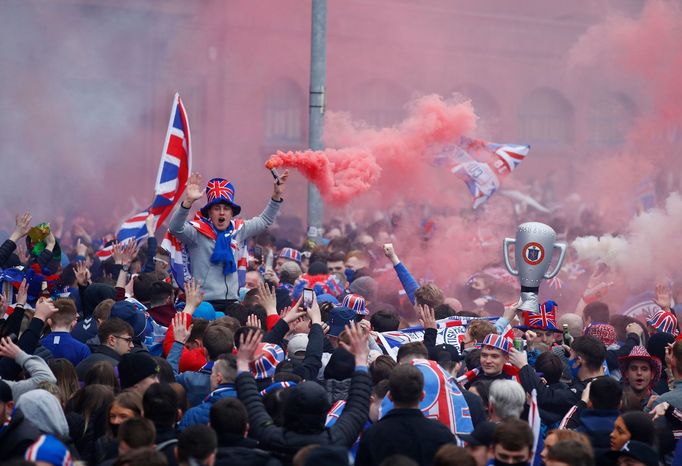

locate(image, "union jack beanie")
[[250, 343, 285, 380], [647, 310, 680, 336], [202, 178, 241, 216], [25, 435, 72, 466], [482, 333, 512, 354], [278, 247, 302, 264], [342, 294, 368, 316]]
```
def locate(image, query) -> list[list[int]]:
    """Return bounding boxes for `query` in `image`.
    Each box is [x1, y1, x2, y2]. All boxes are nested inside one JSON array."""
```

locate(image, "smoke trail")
[[265, 94, 478, 205]]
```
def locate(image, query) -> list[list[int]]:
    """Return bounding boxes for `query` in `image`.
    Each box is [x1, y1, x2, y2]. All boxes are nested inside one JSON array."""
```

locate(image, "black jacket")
[[215, 433, 282, 466], [236, 369, 371, 463], [0, 410, 41, 459], [355, 408, 457, 466], [518, 364, 579, 425], [75, 345, 121, 380]]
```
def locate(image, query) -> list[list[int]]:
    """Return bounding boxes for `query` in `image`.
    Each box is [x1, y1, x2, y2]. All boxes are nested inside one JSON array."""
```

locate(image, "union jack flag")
[[521, 301, 559, 331], [250, 343, 285, 379], [647, 310, 679, 336], [115, 93, 191, 246], [381, 359, 473, 435], [206, 179, 233, 203], [434, 137, 530, 209]]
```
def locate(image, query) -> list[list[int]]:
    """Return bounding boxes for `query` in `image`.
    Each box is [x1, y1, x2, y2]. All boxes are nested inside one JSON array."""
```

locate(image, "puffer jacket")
[[322, 378, 351, 405]]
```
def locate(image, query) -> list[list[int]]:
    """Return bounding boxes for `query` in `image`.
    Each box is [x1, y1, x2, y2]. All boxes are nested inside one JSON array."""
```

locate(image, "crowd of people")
[[0, 171, 681, 466]]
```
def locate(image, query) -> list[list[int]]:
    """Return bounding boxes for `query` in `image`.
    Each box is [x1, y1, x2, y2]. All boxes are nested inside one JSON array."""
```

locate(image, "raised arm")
[[383, 243, 419, 304], [168, 172, 203, 245], [0, 337, 56, 399], [241, 171, 288, 239]]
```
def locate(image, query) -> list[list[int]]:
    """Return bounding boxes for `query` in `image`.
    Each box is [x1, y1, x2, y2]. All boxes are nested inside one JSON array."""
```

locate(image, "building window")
[[588, 92, 637, 146], [518, 88, 574, 145], [351, 79, 407, 128], [264, 78, 305, 144]]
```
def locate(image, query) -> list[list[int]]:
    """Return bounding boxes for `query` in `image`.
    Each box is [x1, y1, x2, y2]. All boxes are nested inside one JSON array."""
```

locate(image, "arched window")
[[588, 92, 637, 146], [264, 78, 305, 144], [518, 88, 574, 145], [454, 84, 500, 133], [350, 79, 408, 128]]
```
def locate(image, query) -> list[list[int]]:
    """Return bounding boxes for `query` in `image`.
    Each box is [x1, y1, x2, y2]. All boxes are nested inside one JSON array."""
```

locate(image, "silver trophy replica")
[[503, 222, 567, 313]]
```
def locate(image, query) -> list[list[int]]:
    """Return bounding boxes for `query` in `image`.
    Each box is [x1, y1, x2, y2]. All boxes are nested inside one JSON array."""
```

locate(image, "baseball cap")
[[460, 421, 497, 447]]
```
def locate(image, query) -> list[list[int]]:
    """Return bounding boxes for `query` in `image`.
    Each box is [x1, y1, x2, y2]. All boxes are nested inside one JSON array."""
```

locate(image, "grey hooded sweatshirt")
[[2, 350, 57, 400], [16, 389, 70, 437], [169, 198, 281, 301]]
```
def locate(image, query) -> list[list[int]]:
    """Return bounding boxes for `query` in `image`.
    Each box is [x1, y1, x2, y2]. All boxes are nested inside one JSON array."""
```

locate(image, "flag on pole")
[[529, 389, 542, 466], [111, 93, 192, 248]]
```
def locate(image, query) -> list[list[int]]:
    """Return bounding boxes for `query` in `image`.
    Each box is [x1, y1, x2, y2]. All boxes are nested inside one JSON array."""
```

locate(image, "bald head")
[[558, 313, 583, 337]]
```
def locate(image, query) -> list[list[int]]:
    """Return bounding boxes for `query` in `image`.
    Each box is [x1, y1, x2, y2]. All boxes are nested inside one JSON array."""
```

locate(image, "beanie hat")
[[585, 324, 617, 347], [118, 352, 159, 389], [82, 283, 116, 317], [111, 300, 147, 337], [25, 435, 72, 466], [349, 276, 377, 302], [280, 261, 302, 280], [323, 348, 355, 381], [283, 381, 331, 434]]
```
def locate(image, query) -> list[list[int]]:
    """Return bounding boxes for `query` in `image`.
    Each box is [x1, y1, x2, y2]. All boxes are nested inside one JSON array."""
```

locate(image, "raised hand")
[[340, 321, 370, 366], [15, 279, 28, 307], [236, 330, 263, 372], [184, 172, 204, 205], [75, 238, 88, 257], [113, 241, 139, 266], [256, 281, 277, 316], [172, 312, 192, 344], [184, 278, 204, 314], [247, 314, 262, 329], [44, 232, 56, 251], [75, 262, 91, 286], [417, 304, 437, 330], [306, 293, 322, 325], [0, 337, 21, 360], [10, 212, 32, 242], [272, 170, 289, 201], [508, 347, 529, 369], [282, 298, 307, 325], [654, 284, 673, 310], [145, 214, 156, 237], [383, 243, 400, 265], [16, 245, 29, 264], [34, 299, 59, 323]]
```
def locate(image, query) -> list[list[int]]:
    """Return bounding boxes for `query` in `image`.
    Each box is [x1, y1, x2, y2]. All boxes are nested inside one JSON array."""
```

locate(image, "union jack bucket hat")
[[201, 178, 241, 216]]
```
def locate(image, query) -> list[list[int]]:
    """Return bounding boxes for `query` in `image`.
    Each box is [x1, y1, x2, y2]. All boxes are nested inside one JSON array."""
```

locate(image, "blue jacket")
[[41, 331, 91, 366], [178, 384, 237, 431], [168, 341, 211, 407]]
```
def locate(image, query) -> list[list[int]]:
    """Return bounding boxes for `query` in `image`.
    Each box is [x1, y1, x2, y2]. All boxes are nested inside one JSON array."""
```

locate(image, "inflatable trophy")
[[503, 222, 566, 313]]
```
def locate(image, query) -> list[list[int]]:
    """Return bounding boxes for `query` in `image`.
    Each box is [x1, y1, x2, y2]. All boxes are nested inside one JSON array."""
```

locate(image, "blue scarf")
[[210, 223, 237, 276]]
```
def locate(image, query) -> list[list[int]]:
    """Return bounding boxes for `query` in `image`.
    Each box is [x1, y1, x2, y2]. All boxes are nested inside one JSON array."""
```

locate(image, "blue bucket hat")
[[200, 178, 241, 217], [327, 306, 356, 337], [193, 301, 225, 321]]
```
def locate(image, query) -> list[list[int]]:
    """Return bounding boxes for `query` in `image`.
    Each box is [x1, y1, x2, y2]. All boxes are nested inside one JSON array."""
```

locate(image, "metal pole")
[[307, 0, 327, 241]]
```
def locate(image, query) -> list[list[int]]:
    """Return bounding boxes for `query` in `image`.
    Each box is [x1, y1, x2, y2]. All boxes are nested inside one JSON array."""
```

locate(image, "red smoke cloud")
[[266, 95, 477, 206]]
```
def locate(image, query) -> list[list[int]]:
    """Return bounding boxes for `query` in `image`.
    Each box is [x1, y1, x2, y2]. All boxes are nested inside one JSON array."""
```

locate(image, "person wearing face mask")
[[565, 336, 607, 398], [168, 171, 288, 313], [488, 419, 535, 466]]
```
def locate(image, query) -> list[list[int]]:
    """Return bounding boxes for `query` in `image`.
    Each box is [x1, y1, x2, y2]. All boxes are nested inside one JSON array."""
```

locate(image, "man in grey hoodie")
[[169, 171, 289, 311]]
